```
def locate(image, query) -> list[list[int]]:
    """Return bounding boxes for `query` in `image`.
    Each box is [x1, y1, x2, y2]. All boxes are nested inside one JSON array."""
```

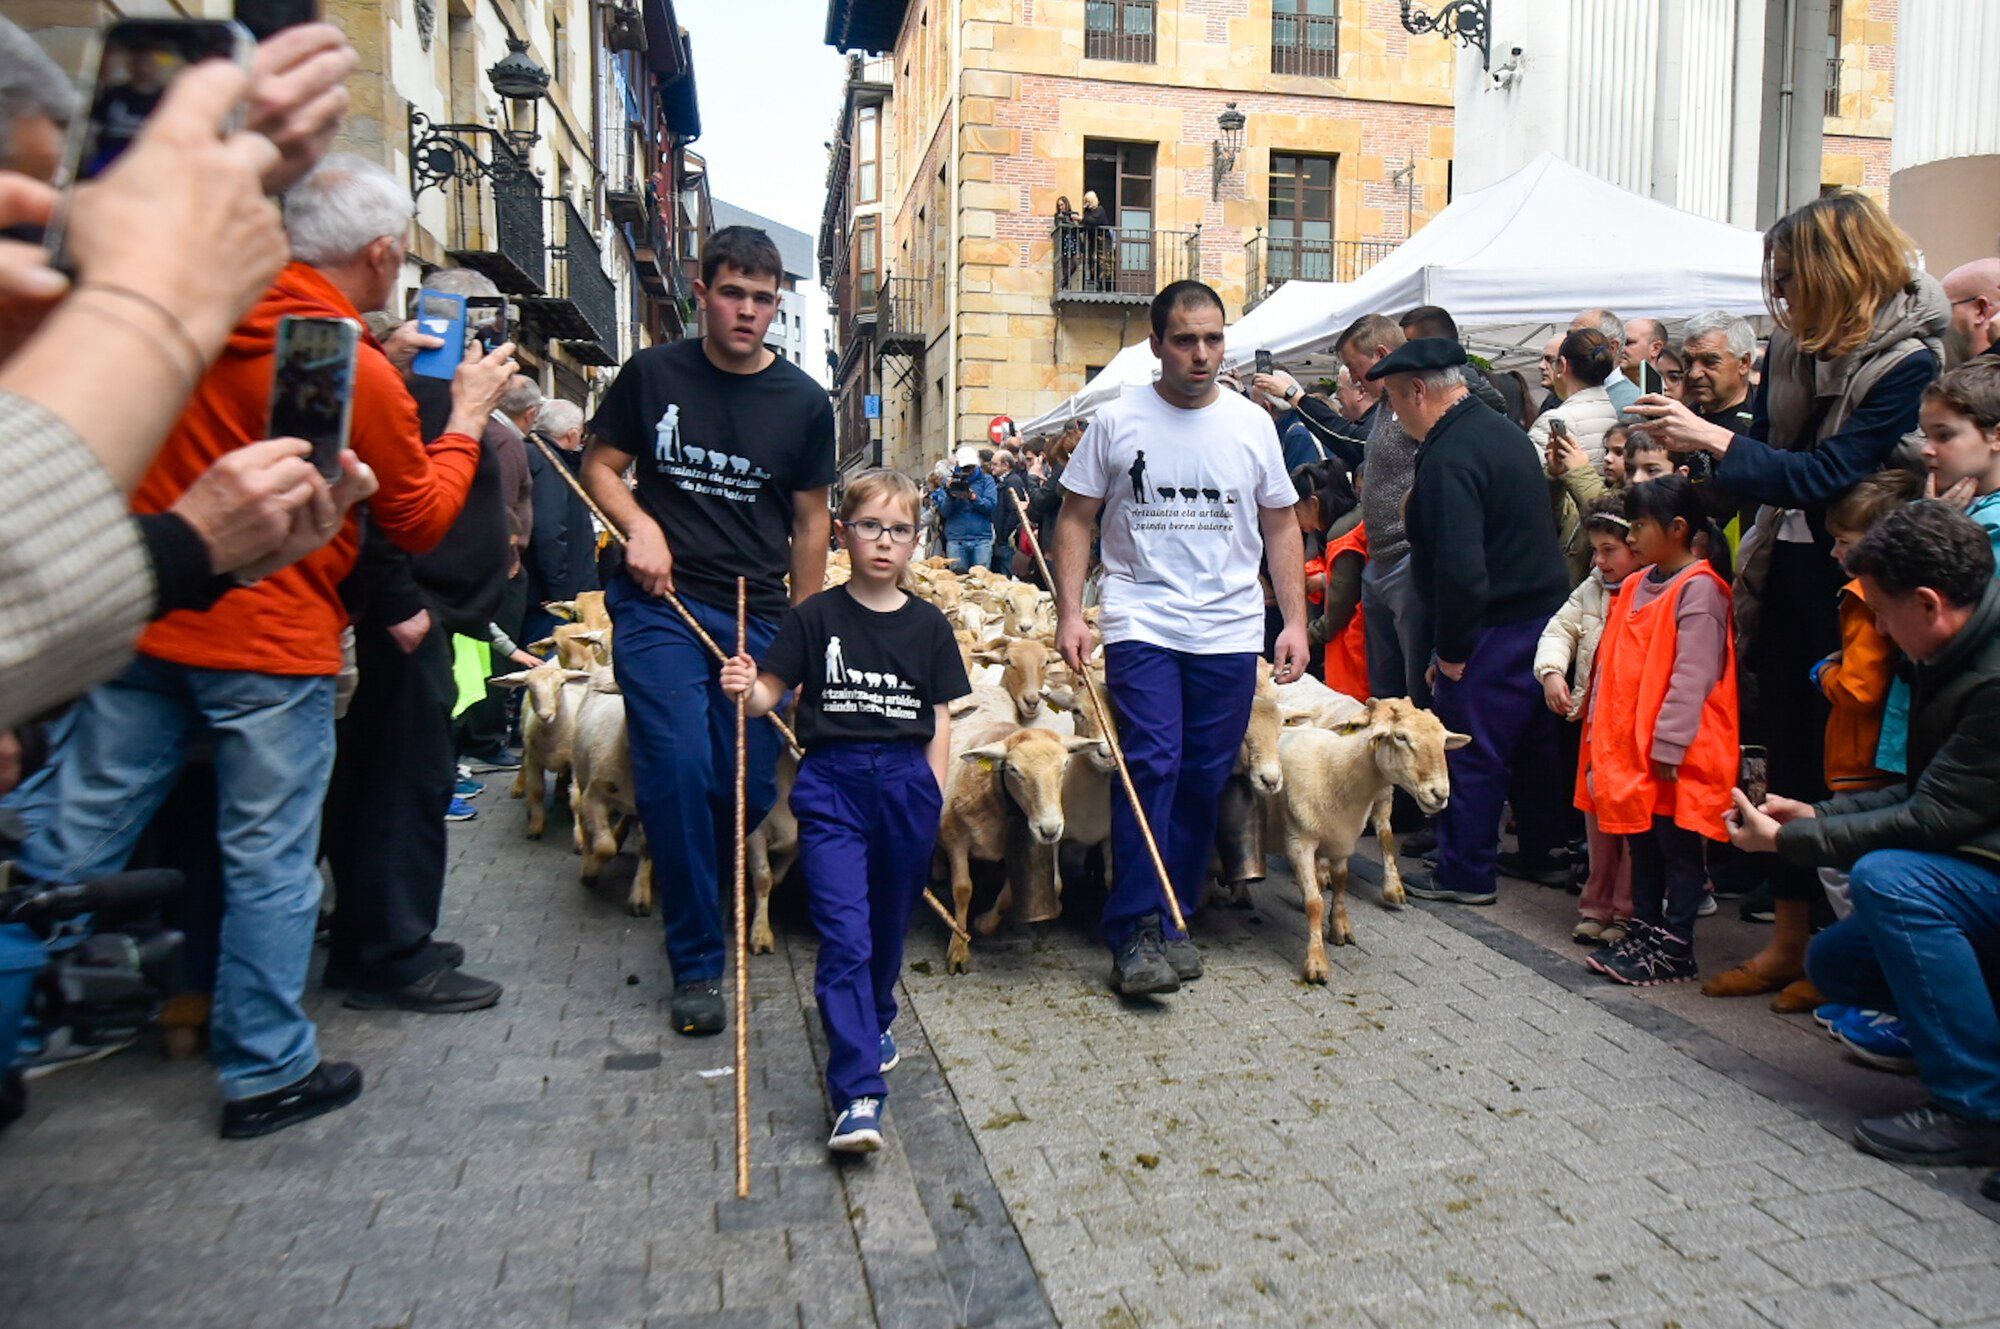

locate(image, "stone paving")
[[0, 780, 1995, 1328]]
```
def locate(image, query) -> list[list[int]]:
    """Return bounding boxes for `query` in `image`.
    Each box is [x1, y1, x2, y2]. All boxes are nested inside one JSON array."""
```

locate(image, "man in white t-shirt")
[[1053, 280, 1309, 996]]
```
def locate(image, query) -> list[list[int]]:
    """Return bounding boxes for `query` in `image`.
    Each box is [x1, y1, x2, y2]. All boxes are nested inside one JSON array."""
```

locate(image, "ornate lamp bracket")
[[1399, 0, 1493, 71]]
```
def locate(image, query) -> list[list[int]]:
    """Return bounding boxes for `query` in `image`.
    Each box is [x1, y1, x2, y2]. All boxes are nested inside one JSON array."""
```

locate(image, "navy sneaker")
[[1853, 1103, 2000, 1167], [1161, 934, 1204, 981], [829, 1096, 884, 1153], [444, 796, 478, 822], [1590, 925, 1699, 986], [454, 775, 484, 799], [1836, 1009, 1917, 1074], [1812, 1002, 1858, 1037], [879, 1030, 899, 1074], [1402, 875, 1495, 907]]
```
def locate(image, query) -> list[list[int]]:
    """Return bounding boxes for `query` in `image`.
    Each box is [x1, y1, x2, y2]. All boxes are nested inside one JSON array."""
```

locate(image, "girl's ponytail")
[[1627, 474, 1730, 576]]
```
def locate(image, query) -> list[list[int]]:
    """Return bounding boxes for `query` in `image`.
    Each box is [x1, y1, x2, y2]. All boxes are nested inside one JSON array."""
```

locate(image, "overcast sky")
[[677, 0, 848, 238]]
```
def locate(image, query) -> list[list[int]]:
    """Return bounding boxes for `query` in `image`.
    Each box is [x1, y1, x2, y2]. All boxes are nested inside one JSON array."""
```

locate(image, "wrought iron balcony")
[[878, 274, 926, 357], [603, 130, 649, 227], [1243, 230, 1394, 308], [632, 205, 672, 297], [1053, 222, 1201, 304], [409, 110, 546, 294], [520, 198, 619, 365], [1272, 11, 1340, 78], [1084, 0, 1156, 62]]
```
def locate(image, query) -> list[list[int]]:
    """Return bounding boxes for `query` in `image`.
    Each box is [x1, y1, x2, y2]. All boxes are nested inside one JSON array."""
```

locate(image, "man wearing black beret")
[[1369, 339, 1570, 905]]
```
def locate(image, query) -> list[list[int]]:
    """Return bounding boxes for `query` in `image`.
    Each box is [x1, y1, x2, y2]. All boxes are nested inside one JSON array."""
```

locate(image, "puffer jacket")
[[1533, 566, 1618, 721], [1529, 382, 1620, 469], [1779, 578, 2000, 870]]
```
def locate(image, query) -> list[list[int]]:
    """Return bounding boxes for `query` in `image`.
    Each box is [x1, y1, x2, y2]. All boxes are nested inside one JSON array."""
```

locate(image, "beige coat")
[[1533, 568, 1617, 721]]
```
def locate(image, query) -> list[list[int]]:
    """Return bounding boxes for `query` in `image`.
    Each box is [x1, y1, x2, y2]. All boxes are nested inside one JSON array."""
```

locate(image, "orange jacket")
[[1311, 522, 1370, 701], [1820, 579, 1899, 792], [1576, 563, 1740, 840], [135, 263, 480, 676]]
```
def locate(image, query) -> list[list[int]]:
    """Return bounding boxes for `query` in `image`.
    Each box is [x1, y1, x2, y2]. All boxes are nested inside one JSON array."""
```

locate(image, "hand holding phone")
[[1255, 348, 1274, 377], [269, 314, 359, 480], [409, 290, 468, 381]]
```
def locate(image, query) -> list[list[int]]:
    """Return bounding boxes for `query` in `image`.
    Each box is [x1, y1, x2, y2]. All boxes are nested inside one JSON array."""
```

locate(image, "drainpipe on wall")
[[1775, 0, 1799, 217], [945, 0, 962, 461]]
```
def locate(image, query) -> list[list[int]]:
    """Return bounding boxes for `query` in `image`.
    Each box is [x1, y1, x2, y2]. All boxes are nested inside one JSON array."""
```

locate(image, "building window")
[[1267, 153, 1336, 283], [1084, 0, 1155, 64], [1272, 0, 1339, 78], [1824, 0, 1843, 117], [857, 105, 879, 204], [856, 219, 879, 313]]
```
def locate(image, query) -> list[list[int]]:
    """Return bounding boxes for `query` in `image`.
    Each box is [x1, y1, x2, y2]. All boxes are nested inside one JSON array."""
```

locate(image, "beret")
[[1364, 337, 1469, 381]]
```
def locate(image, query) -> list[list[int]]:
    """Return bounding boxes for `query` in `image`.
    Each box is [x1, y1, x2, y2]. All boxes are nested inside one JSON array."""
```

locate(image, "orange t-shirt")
[[135, 264, 480, 676], [1576, 563, 1740, 840]]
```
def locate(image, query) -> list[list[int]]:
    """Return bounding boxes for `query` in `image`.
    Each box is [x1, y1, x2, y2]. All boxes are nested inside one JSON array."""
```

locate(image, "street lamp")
[[487, 37, 550, 157], [1398, 0, 1494, 70], [1210, 102, 1245, 202]]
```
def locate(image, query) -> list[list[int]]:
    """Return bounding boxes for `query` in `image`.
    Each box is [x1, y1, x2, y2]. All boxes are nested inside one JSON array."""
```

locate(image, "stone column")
[[1889, 0, 2000, 271]]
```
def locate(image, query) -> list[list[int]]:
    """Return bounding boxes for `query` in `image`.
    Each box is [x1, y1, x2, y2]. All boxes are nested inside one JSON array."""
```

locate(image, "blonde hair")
[[838, 468, 922, 524], [1766, 191, 1919, 358]]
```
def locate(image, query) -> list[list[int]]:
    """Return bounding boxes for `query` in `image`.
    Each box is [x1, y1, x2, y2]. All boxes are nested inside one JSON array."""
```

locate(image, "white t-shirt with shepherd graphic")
[[1062, 385, 1295, 654]]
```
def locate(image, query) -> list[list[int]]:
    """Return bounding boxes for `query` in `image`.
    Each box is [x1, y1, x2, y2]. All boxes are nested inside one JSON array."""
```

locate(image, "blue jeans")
[[1806, 848, 2000, 1122], [791, 742, 942, 1104], [606, 576, 779, 982], [1100, 642, 1259, 948], [945, 537, 993, 575], [16, 656, 334, 1100]]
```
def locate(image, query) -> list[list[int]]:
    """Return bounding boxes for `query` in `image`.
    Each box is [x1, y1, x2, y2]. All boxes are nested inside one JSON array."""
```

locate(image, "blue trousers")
[[16, 657, 334, 1100], [945, 537, 993, 575], [1806, 849, 2000, 1122], [1101, 642, 1259, 948], [1430, 617, 1566, 897], [607, 577, 779, 982], [791, 742, 942, 1105]]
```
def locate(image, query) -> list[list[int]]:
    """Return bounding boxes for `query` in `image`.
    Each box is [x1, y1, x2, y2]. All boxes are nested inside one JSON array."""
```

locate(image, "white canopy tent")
[[1021, 153, 1770, 436]]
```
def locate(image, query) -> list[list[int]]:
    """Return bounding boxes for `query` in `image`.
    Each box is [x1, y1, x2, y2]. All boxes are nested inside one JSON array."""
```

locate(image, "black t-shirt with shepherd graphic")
[[588, 340, 836, 619], [760, 587, 972, 747]]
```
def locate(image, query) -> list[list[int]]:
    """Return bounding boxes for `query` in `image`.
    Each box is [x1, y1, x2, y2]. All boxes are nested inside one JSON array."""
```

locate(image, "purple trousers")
[[1101, 642, 1260, 948], [1430, 617, 1567, 897]]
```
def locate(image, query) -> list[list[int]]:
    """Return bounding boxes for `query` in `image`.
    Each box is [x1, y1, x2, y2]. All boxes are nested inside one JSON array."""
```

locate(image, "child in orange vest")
[[1577, 475, 1739, 986], [1297, 460, 1370, 700], [1536, 493, 1644, 947]]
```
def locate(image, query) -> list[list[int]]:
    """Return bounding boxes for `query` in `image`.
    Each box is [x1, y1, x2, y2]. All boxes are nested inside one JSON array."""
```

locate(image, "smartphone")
[[1548, 417, 1571, 442], [1255, 348, 1274, 377], [46, 19, 255, 263], [269, 315, 359, 481], [464, 296, 508, 353], [233, 0, 319, 41], [409, 289, 468, 380]]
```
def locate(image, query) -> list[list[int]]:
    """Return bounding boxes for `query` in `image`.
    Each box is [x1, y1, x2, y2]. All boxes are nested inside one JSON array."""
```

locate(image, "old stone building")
[[820, 0, 1457, 475], [1823, 0, 1897, 202]]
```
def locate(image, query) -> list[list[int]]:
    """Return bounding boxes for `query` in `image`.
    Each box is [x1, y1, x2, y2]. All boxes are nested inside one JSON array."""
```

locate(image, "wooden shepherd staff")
[[734, 579, 752, 1199], [1010, 489, 1186, 933], [525, 432, 970, 944]]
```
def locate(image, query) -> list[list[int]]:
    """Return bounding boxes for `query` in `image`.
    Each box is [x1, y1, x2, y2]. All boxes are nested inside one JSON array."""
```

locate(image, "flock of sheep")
[[501, 557, 1469, 983]]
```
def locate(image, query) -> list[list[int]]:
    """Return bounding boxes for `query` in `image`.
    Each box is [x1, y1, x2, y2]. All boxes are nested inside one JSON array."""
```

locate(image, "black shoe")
[[671, 979, 727, 1036], [323, 940, 463, 992], [1497, 847, 1572, 886], [1739, 881, 1776, 924], [1401, 873, 1495, 906], [1853, 1103, 2000, 1167], [220, 1061, 362, 1140], [1161, 934, 1203, 981], [343, 966, 502, 1013], [462, 748, 521, 773], [1399, 826, 1439, 858], [1981, 1169, 2000, 1204], [1111, 917, 1180, 996]]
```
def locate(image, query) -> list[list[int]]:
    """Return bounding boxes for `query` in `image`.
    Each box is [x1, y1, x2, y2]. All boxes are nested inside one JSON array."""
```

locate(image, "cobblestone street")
[[0, 780, 1995, 1328]]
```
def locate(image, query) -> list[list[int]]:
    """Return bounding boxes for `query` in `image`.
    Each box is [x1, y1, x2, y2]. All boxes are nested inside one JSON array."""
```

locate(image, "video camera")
[[0, 869, 185, 1129]]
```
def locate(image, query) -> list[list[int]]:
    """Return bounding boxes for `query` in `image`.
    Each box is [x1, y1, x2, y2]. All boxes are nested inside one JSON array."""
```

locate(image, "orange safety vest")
[[1320, 522, 1370, 701], [1575, 562, 1739, 840]]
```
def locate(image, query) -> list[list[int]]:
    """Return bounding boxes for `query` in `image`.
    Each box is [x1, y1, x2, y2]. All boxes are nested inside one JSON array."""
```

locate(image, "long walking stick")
[[733, 580, 752, 1199], [527, 436, 969, 943], [1009, 490, 1186, 933], [524, 432, 803, 757]]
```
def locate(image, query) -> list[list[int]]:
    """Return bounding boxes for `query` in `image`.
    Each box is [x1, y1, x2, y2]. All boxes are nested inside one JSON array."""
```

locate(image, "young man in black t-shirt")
[[583, 227, 835, 1036]]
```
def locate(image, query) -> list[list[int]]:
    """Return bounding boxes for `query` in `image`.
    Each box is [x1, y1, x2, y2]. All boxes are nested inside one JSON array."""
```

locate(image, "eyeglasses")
[[848, 518, 917, 545]]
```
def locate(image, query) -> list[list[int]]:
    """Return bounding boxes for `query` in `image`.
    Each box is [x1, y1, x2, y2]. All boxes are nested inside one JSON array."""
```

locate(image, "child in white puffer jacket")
[[1533, 493, 1643, 946]]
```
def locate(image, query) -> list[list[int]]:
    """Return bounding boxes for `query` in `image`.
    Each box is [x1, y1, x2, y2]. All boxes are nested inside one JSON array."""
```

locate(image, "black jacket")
[[524, 434, 599, 611], [1781, 579, 2000, 870], [1405, 394, 1568, 664]]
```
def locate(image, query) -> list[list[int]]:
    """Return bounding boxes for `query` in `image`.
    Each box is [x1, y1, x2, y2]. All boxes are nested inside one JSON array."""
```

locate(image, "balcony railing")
[[1054, 222, 1201, 303], [521, 198, 619, 365], [1824, 56, 1843, 117], [1272, 11, 1339, 78], [1243, 230, 1395, 307], [409, 113, 546, 294], [602, 130, 648, 226], [633, 205, 672, 297], [1084, 1, 1156, 63], [879, 274, 927, 356]]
